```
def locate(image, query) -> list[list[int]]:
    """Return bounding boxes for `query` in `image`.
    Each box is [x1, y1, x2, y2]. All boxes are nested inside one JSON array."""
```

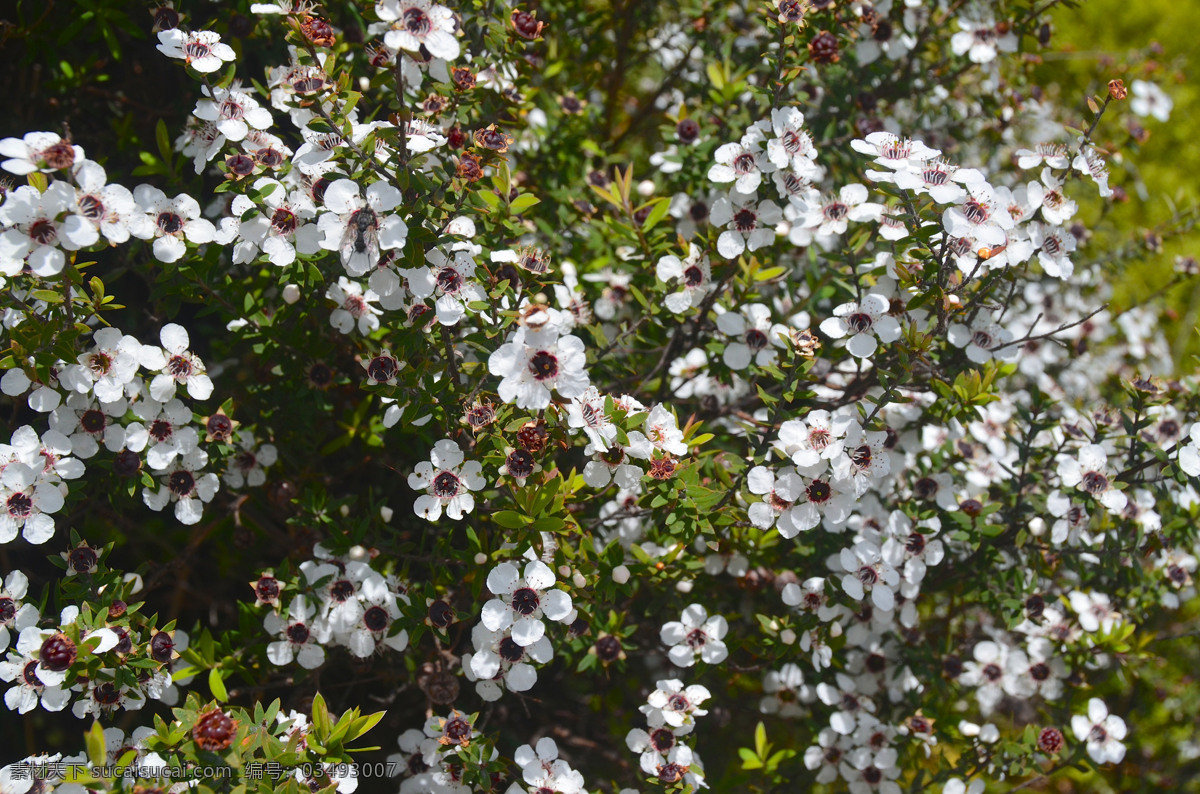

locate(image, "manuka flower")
[[819, 294, 902, 359], [408, 440, 484, 521], [1072, 698, 1126, 764], [156, 29, 236, 73], [488, 325, 590, 410], [139, 323, 214, 401], [660, 604, 728, 667], [128, 185, 215, 264], [376, 0, 461, 61], [480, 560, 573, 647], [318, 179, 407, 277], [710, 190, 782, 259]]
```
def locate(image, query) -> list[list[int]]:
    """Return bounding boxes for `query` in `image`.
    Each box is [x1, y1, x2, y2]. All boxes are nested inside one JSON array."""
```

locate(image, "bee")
[[340, 206, 380, 275], [978, 244, 1007, 261]]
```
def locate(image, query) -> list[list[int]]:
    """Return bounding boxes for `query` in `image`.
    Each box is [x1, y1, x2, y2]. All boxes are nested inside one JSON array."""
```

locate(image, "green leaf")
[[345, 710, 386, 741], [209, 667, 228, 703], [640, 197, 671, 230], [509, 193, 541, 213], [86, 720, 107, 768], [312, 692, 331, 736], [491, 511, 528, 529]]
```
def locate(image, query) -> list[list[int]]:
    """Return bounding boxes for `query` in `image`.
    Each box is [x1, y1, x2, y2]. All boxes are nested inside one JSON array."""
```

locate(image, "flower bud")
[[780, 628, 797, 645], [380, 505, 394, 522], [637, 179, 656, 197], [612, 564, 631, 584], [282, 284, 301, 304], [572, 571, 586, 588], [474, 552, 488, 565]]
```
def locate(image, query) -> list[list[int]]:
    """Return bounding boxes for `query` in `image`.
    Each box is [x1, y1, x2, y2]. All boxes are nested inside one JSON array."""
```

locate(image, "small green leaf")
[[208, 667, 228, 703], [86, 720, 107, 768], [510, 193, 541, 213]]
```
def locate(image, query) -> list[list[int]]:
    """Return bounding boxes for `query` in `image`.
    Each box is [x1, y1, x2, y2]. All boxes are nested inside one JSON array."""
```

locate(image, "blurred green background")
[[1049, 0, 1200, 364]]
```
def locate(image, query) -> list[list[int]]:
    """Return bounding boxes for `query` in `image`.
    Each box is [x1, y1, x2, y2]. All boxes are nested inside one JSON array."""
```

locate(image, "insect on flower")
[[341, 206, 381, 270]]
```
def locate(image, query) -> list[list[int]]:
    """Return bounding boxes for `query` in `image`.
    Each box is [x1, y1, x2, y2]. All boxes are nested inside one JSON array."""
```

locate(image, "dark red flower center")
[[6, 492, 33, 519], [529, 351, 559, 381], [511, 587, 540, 615], [168, 470, 195, 496], [431, 471, 461, 498]]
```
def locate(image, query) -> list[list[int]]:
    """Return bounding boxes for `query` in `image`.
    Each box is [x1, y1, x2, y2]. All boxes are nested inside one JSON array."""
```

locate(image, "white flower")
[[717, 303, 786, 370], [819, 293, 902, 359], [766, 108, 819, 176], [640, 678, 711, 728], [760, 663, 811, 717], [156, 29, 236, 73], [128, 185, 215, 263], [1014, 143, 1070, 171], [230, 178, 321, 267], [130, 397, 199, 471], [747, 465, 802, 530], [839, 541, 900, 610], [947, 315, 1018, 364], [142, 448, 220, 525], [708, 121, 775, 194], [1068, 590, 1121, 633], [402, 247, 487, 326], [223, 431, 278, 488], [1071, 698, 1127, 764], [465, 623, 551, 700], [0, 182, 86, 278], [0, 457, 65, 546], [950, 16, 1016, 64], [710, 190, 782, 259], [480, 560, 573, 647], [0, 571, 38, 650], [1057, 443, 1127, 514], [68, 159, 136, 245], [345, 574, 409, 657], [660, 604, 728, 667], [1030, 223, 1077, 278], [796, 185, 884, 248], [513, 737, 586, 794], [139, 323, 214, 401], [1177, 422, 1200, 477], [193, 86, 273, 142], [58, 327, 142, 403], [318, 179, 408, 276], [407, 439, 485, 521], [0, 132, 84, 175], [327, 277, 382, 335], [1130, 79, 1173, 122], [942, 184, 1012, 248], [656, 243, 712, 314], [884, 158, 969, 205], [264, 596, 330, 669], [851, 132, 940, 171], [376, 0, 461, 60], [488, 326, 590, 410]]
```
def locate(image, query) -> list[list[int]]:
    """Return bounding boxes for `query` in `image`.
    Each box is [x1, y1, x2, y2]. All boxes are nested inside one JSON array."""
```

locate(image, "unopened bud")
[[572, 572, 586, 588], [380, 505, 394, 522], [612, 565, 631, 584], [780, 628, 797, 645], [676, 579, 693, 594], [558, 564, 571, 578], [282, 284, 301, 304], [474, 552, 488, 565], [637, 179, 656, 197]]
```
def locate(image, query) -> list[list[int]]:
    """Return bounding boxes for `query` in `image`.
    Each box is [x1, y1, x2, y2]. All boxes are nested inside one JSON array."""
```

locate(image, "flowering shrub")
[[1, 0, 1199, 792]]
